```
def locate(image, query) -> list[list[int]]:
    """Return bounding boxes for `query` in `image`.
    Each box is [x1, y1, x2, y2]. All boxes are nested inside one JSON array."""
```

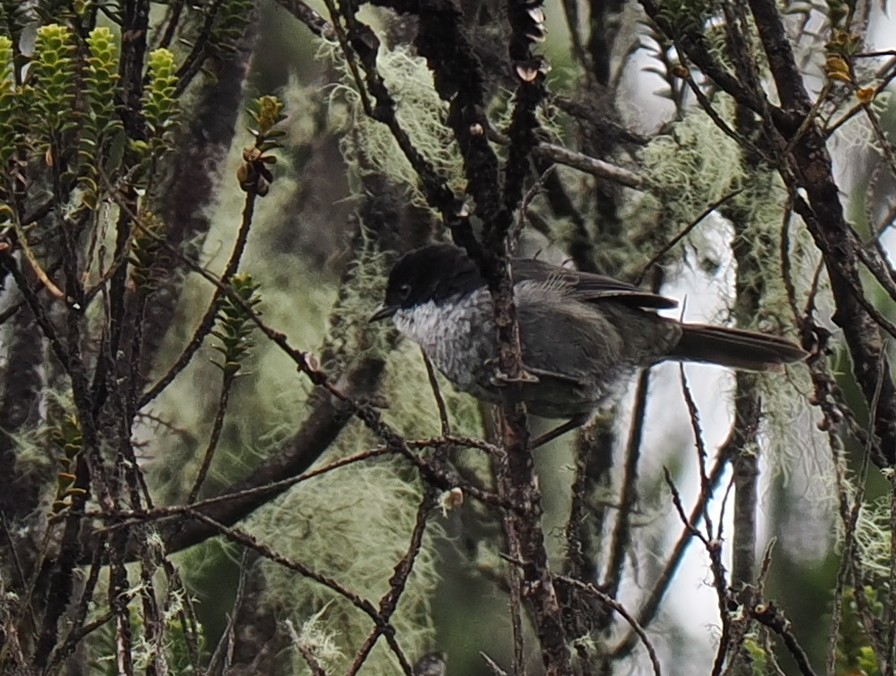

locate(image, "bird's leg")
[[529, 414, 591, 449]]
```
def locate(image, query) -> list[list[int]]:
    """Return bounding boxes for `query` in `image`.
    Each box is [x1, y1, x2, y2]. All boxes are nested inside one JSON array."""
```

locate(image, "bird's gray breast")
[[392, 291, 496, 396]]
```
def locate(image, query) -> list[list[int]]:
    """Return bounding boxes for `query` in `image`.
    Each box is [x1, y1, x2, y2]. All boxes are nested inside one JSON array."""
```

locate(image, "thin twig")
[[139, 189, 259, 408], [635, 188, 743, 285], [345, 493, 434, 676], [181, 509, 386, 621], [480, 652, 510, 676], [286, 619, 328, 676], [557, 576, 662, 676], [678, 366, 714, 533], [602, 369, 650, 598], [825, 434, 870, 675], [186, 370, 235, 503], [207, 550, 250, 674], [612, 453, 729, 657], [422, 351, 451, 437], [510, 164, 555, 251]]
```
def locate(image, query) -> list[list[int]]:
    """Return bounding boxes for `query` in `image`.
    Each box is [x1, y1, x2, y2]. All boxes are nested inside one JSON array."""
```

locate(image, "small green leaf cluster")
[[236, 95, 286, 195], [0, 35, 21, 167], [835, 586, 882, 675], [248, 95, 287, 144], [656, 0, 718, 34], [209, 0, 254, 56], [141, 48, 179, 142], [72, 0, 92, 16], [129, 210, 166, 294], [211, 273, 262, 376], [79, 26, 122, 208], [50, 414, 85, 514], [83, 27, 121, 138], [19, 23, 130, 213], [32, 24, 78, 142], [741, 634, 768, 674]]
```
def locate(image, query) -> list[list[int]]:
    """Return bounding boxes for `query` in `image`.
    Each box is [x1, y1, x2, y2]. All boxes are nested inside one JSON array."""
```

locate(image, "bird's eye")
[[398, 283, 412, 300]]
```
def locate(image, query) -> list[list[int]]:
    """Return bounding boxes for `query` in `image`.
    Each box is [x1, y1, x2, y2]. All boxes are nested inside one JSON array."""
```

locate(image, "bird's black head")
[[369, 244, 482, 321]]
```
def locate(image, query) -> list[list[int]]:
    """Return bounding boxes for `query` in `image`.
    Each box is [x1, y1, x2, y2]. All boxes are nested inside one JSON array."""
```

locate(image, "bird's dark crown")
[[383, 244, 483, 310]]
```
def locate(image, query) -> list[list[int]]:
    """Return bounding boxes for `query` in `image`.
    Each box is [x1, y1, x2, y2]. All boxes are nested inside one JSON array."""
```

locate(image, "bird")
[[370, 244, 806, 445]]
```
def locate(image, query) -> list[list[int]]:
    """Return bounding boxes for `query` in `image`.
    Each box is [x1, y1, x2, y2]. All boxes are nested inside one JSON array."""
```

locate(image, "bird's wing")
[[498, 284, 634, 417], [511, 259, 678, 310]]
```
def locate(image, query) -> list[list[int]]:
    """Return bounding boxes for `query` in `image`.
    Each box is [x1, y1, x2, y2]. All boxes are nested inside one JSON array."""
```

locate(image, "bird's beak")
[[369, 304, 398, 322]]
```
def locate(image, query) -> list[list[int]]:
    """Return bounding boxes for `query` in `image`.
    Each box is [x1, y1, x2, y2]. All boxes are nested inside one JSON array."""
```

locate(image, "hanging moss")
[[641, 99, 743, 226], [328, 44, 465, 207]]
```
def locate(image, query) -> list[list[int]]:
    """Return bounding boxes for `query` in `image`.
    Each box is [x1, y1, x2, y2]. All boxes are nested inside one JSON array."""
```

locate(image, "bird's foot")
[[484, 357, 541, 386], [487, 359, 581, 388], [490, 369, 541, 387]]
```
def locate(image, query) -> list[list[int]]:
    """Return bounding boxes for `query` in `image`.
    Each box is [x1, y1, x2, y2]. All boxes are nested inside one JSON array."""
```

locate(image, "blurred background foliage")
[[1, 0, 895, 674]]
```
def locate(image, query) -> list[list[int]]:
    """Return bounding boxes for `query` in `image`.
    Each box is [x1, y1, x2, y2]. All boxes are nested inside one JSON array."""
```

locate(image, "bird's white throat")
[[392, 294, 491, 391]]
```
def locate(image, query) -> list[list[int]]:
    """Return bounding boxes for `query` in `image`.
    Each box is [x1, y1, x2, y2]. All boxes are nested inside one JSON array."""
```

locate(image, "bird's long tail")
[[669, 324, 807, 371]]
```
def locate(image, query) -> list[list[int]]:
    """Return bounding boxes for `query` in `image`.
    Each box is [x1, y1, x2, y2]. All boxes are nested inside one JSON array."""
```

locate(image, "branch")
[[746, 0, 811, 113], [602, 369, 650, 598], [533, 141, 643, 189], [750, 601, 818, 676], [272, 0, 334, 39]]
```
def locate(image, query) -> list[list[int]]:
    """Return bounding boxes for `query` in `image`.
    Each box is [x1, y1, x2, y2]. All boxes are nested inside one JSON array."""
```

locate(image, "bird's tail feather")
[[669, 324, 806, 371]]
